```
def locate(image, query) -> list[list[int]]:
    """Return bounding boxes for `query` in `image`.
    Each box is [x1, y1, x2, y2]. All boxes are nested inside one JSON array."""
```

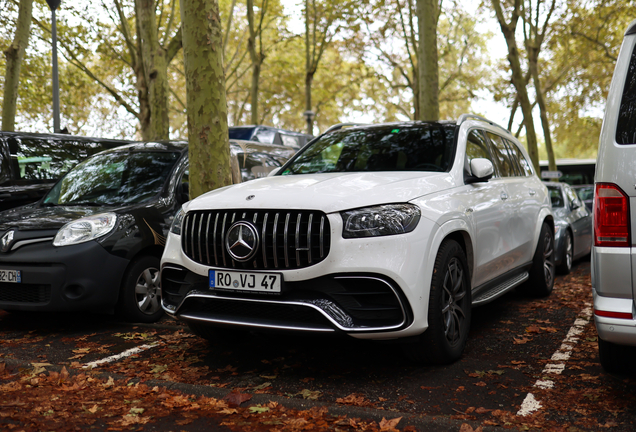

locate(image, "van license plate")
[[209, 270, 281, 293], [0, 270, 21, 283]]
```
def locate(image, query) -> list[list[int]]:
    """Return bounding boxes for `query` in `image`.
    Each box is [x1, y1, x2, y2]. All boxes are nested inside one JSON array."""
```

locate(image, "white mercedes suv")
[[161, 115, 554, 364]]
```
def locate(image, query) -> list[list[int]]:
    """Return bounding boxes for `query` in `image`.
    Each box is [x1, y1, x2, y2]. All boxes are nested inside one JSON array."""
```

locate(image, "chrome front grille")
[[182, 209, 331, 270]]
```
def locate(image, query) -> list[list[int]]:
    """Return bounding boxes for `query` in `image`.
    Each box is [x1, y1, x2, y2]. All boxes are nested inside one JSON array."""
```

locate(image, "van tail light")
[[594, 309, 633, 319], [594, 183, 630, 247]]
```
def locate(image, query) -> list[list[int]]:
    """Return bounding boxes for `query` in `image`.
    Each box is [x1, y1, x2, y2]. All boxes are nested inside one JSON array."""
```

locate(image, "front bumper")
[[161, 213, 437, 339], [0, 240, 129, 312]]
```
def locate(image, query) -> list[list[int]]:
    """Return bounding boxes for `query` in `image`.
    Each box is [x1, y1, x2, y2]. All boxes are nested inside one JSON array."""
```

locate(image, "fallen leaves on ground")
[[0, 363, 408, 431]]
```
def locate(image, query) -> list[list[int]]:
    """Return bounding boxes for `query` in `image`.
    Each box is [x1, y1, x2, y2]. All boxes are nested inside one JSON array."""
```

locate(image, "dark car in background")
[[0, 132, 132, 211], [0, 140, 296, 323], [229, 125, 313, 149], [545, 182, 592, 275]]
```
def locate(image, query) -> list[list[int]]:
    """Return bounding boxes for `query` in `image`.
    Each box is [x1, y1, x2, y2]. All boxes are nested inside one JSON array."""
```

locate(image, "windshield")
[[43, 151, 181, 206], [280, 124, 456, 175], [547, 186, 565, 208]]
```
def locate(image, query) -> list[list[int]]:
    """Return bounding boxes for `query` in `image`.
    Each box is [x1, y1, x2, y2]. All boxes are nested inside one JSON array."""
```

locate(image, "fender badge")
[[246, 195, 255, 201]]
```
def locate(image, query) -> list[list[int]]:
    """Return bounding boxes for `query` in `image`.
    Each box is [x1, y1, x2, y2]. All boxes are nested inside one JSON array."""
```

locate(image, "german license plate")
[[209, 269, 281, 294], [0, 269, 21, 283]]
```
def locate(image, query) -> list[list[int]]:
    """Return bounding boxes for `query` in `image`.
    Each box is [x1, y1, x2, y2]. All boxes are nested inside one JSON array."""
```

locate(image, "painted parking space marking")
[[83, 342, 160, 369], [517, 305, 592, 417]]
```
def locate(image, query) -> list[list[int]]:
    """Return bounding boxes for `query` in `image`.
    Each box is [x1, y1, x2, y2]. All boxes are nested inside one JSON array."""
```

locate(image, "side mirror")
[[465, 158, 494, 184], [570, 199, 581, 210], [268, 167, 281, 177]]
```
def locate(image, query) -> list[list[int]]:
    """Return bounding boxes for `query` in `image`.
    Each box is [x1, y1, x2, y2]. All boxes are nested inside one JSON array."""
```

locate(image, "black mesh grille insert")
[[0, 283, 51, 304], [182, 209, 331, 270]]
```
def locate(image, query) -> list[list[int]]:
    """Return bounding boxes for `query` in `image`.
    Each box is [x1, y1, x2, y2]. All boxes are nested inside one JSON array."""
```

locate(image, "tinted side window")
[[0, 139, 11, 185], [486, 132, 513, 177], [507, 139, 533, 176], [465, 129, 493, 169], [617, 44, 636, 144]]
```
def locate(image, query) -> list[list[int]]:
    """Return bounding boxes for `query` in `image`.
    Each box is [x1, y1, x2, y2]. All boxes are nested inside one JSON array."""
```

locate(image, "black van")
[[0, 132, 132, 211], [0, 140, 296, 323]]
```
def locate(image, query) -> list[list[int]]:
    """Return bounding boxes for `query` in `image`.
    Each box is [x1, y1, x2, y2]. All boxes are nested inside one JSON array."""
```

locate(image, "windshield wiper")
[[63, 201, 108, 207]]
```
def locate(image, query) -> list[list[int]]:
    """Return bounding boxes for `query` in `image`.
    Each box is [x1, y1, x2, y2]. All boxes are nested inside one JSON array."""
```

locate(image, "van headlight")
[[341, 204, 421, 238], [170, 208, 185, 235], [53, 213, 117, 246]]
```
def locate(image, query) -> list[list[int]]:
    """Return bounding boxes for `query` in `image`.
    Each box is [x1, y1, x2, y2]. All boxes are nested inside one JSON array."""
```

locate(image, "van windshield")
[[280, 124, 456, 175], [43, 151, 181, 206]]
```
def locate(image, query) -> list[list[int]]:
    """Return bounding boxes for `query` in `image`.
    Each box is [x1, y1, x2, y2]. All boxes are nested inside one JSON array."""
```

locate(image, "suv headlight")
[[341, 204, 421, 238], [170, 208, 185, 235], [53, 213, 117, 247]]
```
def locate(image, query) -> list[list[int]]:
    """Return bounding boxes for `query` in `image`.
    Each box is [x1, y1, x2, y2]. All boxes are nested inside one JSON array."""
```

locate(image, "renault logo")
[[1, 230, 15, 253], [225, 221, 259, 262]]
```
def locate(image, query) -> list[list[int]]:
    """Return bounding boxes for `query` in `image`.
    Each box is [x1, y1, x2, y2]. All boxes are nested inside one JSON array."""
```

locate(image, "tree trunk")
[[528, 46, 557, 172], [416, 0, 439, 121], [247, 0, 261, 125], [136, 0, 170, 140], [491, 0, 540, 172], [180, 0, 232, 198], [304, 0, 314, 135], [2, 0, 33, 132]]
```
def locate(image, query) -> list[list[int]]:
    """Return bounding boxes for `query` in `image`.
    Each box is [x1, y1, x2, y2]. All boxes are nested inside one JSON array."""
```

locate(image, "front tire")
[[557, 231, 573, 275], [118, 255, 163, 323], [522, 222, 555, 297], [403, 239, 471, 365]]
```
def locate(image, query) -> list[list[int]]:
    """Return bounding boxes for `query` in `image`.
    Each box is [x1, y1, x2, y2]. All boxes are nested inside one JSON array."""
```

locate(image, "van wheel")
[[557, 231, 573, 275], [402, 239, 471, 364], [598, 337, 635, 374], [118, 256, 163, 323], [522, 223, 555, 297]]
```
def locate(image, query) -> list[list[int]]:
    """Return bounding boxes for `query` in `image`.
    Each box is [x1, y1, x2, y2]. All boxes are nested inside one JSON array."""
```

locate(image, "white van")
[[592, 19, 636, 373]]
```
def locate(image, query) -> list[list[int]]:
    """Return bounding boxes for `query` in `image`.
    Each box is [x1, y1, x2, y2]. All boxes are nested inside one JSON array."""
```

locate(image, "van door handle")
[[528, 189, 536, 196], [500, 192, 508, 200]]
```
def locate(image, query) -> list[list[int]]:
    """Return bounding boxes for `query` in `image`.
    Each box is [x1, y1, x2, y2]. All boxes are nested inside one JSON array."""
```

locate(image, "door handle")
[[528, 189, 536, 196], [500, 191, 508, 200]]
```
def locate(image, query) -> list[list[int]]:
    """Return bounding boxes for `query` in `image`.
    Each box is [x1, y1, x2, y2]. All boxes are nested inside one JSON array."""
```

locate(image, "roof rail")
[[322, 123, 367, 135], [457, 114, 510, 135]]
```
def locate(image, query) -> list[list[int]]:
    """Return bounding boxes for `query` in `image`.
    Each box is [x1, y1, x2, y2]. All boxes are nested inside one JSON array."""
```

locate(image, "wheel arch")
[[435, 219, 474, 283]]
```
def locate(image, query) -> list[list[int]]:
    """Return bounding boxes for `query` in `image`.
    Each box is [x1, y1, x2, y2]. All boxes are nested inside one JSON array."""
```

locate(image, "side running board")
[[472, 272, 529, 306]]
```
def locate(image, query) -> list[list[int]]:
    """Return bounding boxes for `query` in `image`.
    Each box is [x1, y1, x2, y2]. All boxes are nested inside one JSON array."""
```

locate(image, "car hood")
[[0, 204, 116, 231], [186, 172, 456, 214]]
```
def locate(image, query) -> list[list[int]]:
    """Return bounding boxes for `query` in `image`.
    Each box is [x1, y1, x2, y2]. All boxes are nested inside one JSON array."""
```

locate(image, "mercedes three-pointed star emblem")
[[225, 221, 259, 262]]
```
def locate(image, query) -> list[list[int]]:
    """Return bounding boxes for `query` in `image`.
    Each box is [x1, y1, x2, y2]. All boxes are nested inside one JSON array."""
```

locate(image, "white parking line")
[[82, 343, 159, 369], [517, 305, 592, 417]]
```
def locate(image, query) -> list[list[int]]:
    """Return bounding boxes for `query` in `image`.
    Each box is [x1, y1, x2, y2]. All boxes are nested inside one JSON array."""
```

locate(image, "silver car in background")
[[592, 18, 636, 373], [544, 182, 592, 275]]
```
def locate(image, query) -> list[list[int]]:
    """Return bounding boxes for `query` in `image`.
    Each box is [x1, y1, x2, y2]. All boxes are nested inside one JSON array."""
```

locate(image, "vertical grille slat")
[[320, 216, 325, 258], [295, 213, 302, 267], [307, 213, 313, 264], [221, 212, 228, 267], [284, 213, 291, 268], [182, 209, 330, 270], [273, 213, 280, 268], [205, 213, 212, 265], [213, 213, 219, 266], [262, 213, 269, 268]]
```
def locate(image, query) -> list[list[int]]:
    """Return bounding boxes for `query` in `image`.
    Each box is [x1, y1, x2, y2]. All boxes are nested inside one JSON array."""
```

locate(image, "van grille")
[[182, 210, 330, 270]]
